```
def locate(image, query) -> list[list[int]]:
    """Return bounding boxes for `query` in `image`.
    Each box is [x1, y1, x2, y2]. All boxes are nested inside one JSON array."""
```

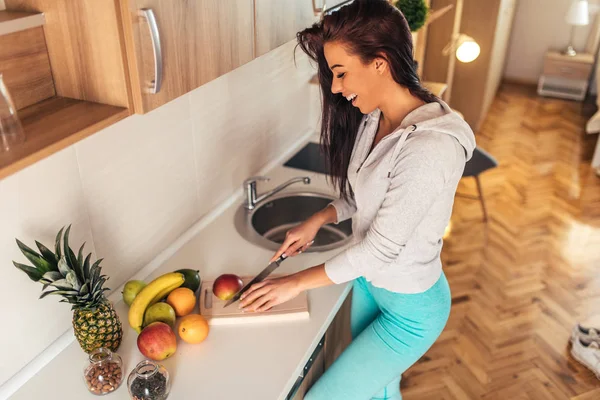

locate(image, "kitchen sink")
[[234, 192, 353, 252]]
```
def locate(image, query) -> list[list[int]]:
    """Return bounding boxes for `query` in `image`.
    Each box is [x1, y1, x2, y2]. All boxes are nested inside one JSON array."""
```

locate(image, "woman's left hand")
[[238, 274, 302, 312]]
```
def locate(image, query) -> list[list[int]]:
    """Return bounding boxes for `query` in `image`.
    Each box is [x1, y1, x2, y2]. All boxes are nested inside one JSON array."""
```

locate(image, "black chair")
[[459, 147, 498, 222]]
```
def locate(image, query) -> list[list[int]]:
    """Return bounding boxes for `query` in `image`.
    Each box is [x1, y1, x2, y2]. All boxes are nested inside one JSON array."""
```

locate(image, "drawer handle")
[[139, 9, 163, 94], [559, 67, 574, 74]]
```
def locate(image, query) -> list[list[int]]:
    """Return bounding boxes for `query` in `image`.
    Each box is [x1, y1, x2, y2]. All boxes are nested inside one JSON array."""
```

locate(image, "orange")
[[178, 314, 209, 344], [166, 287, 196, 317]]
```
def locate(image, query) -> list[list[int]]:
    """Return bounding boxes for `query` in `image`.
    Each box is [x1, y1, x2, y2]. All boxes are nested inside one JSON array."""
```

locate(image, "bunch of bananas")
[[127, 270, 199, 333]]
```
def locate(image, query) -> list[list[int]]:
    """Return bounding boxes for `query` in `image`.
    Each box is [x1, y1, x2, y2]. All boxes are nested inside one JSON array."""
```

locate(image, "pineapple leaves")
[[66, 271, 81, 291], [83, 253, 92, 280], [49, 278, 74, 291], [58, 257, 70, 277], [77, 243, 86, 270], [42, 271, 63, 282], [54, 226, 64, 260], [39, 289, 75, 300], [64, 225, 84, 285], [35, 240, 58, 267], [80, 282, 90, 296], [13, 261, 43, 281], [90, 259, 103, 287], [15, 225, 110, 308], [15, 239, 54, 275]]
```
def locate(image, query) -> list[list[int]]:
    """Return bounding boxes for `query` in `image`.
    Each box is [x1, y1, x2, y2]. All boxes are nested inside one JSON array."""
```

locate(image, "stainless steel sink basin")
[[234, 192, 353, 252]]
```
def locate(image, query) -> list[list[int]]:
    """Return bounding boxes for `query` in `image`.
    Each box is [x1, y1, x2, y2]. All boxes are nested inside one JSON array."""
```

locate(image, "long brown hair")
[[296, 0, 438, 200]]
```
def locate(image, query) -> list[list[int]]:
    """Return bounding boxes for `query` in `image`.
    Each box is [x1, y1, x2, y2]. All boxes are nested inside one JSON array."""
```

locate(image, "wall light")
[[443, 33, 480, 63]]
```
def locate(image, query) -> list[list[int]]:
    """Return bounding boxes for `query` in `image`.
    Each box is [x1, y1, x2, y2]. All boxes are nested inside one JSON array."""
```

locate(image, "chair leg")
[[475, 175, 489, 222]]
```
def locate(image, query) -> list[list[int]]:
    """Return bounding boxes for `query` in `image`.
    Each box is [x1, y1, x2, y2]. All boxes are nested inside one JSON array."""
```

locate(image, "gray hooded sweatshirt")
[[325, 99, 476, 294]]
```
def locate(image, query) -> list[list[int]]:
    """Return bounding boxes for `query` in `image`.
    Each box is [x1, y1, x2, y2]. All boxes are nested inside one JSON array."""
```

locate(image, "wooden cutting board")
[[199, 275, 309, 325]]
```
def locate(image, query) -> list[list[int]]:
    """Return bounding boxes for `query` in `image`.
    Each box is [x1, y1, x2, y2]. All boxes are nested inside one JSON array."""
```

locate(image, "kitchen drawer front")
[[543, 58, 592, 80]]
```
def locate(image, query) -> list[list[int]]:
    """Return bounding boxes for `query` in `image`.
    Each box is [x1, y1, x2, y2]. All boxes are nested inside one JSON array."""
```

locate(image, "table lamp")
[[565, 0, 589, 56]]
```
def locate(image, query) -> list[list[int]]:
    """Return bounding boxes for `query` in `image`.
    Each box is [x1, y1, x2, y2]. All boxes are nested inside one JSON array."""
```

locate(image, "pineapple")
[[13, 225, 122, 354]]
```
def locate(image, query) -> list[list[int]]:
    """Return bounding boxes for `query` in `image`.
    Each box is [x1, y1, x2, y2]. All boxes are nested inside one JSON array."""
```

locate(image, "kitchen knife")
[[223, 254, 287, 308]]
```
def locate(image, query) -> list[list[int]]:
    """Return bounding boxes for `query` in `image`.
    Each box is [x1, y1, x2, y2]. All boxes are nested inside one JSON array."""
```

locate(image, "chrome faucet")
[[243, 176, 311, 210]]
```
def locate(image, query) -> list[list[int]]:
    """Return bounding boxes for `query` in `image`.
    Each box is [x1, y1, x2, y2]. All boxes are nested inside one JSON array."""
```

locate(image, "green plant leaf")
[[58, 257, 70, 277], [63, 225, 84, 284], [396, 0, 428, 32], [39, 289, 74, 299], [55, 227, 64, 260], [13, 261, 43, 281], [49, 278, 73, 291], [83, 253, 92, 280], [66, 271, 81, 291], [35, 241, 58, 267], [80, 282, 90, 296], [93, 276, 107, 294], [15, 239, 53, 274], [42, 271, 63, 282], [77, 243, 85, 268], [90, 259, 103, 287]]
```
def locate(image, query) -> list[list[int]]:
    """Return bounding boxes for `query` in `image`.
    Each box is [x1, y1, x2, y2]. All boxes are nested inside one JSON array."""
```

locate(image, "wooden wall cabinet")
[[0, 1, 131, 180], [1, 0, 333, 179], [254, 0, 353, 58], [254, 0, 319, 58], [120, 0, 255, 114]]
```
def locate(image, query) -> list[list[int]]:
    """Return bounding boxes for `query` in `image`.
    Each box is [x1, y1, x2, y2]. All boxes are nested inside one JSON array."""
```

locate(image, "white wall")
[[0, 40, 319, 388], [504, 0, 600, 84]]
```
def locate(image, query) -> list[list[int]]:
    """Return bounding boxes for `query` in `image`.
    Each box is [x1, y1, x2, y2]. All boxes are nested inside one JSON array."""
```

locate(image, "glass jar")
[[127, 360, 171, 400], [82, 347, 124, 396], [0, 73, 26, 152]]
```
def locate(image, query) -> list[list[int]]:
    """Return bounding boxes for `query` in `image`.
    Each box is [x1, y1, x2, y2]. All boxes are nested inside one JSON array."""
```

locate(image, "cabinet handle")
[[138, 9, 163, 94]]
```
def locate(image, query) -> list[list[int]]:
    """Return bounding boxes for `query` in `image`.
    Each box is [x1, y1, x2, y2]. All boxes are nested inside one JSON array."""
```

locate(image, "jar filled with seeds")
[[127, 360, 171, 400], [83, 347, 124, 395]]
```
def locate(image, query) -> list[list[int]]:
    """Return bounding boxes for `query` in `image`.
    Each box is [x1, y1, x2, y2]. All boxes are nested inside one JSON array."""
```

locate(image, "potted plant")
[[392, 0, 429, 32]]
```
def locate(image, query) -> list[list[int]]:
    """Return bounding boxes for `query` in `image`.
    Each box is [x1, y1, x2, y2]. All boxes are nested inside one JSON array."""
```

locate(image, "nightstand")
[[537, 50, 595, 101]]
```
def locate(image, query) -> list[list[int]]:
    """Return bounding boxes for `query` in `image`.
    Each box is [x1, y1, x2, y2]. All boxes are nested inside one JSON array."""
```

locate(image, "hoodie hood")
[[396, 99, 476, 161]]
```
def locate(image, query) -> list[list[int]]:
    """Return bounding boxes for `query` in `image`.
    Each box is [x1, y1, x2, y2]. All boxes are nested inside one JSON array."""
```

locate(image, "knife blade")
[[223, 254, 287, 308]]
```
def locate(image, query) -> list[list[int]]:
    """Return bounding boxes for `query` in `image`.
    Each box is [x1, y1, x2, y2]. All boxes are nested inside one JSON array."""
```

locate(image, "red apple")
[[137, 322, 177, 361], [212, 273, 243, 300]]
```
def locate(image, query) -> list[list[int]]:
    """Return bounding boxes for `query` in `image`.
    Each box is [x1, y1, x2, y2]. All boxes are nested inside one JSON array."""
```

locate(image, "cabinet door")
[[254, 0, 319, 58], [121, 0, 254, 113]]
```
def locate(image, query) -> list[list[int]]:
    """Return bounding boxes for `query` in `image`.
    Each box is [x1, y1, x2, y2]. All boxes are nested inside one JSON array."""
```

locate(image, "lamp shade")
[[456, 40, 480, 63], [566, 0, 589, 26]]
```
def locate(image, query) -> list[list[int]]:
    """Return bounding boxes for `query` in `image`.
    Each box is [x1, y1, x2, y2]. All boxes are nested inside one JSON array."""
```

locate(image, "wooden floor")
[[401, 83, 600, 399]]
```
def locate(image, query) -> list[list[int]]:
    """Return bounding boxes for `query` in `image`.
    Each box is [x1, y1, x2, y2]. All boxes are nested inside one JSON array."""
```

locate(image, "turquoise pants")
[[305, 273, 451, 400]]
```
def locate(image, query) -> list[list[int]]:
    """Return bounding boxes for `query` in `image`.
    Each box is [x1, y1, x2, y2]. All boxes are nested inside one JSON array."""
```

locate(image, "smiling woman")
[[296, 0, 437, 201], [239, 1, 475, 399]]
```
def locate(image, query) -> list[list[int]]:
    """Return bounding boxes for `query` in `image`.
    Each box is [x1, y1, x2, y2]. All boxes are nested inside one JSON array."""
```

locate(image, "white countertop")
[[9, 134, 351, 400]]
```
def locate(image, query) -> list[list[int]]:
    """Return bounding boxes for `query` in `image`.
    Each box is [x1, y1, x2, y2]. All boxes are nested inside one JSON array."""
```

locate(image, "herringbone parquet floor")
[[401, 83, 600, 399]]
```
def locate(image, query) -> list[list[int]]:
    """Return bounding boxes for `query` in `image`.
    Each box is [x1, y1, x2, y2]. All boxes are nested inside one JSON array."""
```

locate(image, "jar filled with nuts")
[[83, 347, 124, 395]]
